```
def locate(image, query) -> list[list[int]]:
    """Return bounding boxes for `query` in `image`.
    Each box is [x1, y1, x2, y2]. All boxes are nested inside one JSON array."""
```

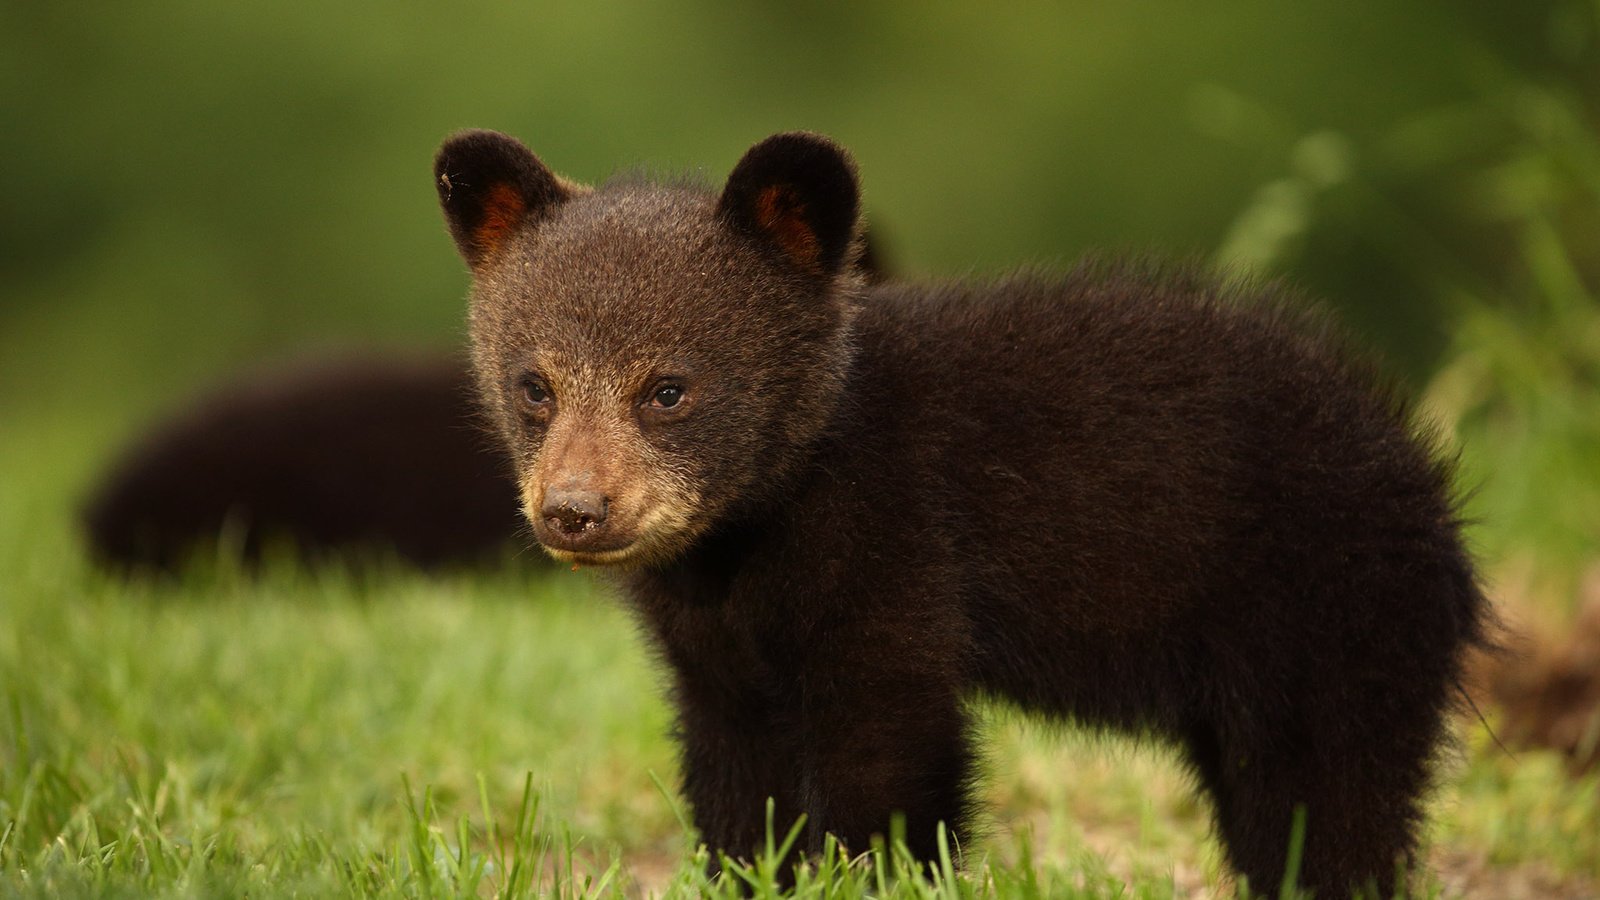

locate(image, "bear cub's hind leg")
[[1184, 687, 1445, 896]]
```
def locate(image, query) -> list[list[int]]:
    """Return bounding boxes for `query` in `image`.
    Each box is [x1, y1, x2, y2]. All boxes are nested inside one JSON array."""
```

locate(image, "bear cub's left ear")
[[434, 130, 575, 268], [719, 132, 860, 277]]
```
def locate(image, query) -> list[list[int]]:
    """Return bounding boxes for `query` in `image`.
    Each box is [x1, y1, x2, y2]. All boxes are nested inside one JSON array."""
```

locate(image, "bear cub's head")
[[435, 130, 863, 568]]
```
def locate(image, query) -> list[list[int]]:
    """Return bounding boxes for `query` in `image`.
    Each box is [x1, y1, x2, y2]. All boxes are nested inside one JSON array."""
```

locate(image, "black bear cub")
[[434, 129, 1489, 896]]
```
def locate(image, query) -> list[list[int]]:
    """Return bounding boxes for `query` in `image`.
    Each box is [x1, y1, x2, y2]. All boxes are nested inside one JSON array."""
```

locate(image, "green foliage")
[[1420, 80, 1600, 596], [1205, 0, 1600, 607], [0, 0, 1577, 415]]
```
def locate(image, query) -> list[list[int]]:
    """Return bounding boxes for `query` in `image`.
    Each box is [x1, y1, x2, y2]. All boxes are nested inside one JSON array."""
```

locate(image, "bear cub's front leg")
[[671, 622, 977, 875]]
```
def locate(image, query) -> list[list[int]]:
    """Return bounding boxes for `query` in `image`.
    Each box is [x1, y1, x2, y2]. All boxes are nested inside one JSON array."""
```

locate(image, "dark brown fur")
[[82, 353, 525, 572], [437, 130, 1490, 896]]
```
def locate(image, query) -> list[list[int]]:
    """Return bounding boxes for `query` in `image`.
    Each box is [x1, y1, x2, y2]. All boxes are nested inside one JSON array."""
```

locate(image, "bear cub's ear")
[[434, 130, 574, 268], [719, 132, 860, 277]]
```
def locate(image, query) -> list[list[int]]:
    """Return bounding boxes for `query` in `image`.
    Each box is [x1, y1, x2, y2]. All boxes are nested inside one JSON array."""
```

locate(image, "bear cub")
[[434, 129, 1489, 896]]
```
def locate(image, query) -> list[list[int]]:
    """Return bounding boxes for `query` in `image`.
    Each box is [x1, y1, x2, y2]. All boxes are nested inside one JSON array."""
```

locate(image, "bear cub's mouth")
[[531, 522, 637, 560], [528, 512, 665, 568]]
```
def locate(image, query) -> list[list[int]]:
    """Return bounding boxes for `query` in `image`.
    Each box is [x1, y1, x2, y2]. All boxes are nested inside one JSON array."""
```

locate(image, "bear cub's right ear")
[[434, 130, 574, 268]]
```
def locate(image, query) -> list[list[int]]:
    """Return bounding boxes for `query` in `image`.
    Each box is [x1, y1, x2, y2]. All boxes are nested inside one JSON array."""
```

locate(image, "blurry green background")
[[1, 0, 1596, 591]]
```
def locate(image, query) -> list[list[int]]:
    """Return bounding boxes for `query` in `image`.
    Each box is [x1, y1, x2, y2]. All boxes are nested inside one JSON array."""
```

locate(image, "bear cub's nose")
[[542, 488, 609, 534]]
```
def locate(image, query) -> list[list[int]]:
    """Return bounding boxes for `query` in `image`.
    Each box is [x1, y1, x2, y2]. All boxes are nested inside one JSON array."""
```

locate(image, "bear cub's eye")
[[649, 382, 685, 409], [520, 375, 552, 406]]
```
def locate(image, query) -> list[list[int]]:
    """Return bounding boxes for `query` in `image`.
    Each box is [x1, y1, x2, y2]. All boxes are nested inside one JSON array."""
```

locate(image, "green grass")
[[2, 406, 1598, 899]]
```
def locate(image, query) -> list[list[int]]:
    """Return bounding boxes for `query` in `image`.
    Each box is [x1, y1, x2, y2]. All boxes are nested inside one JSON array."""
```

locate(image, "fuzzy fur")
[[437, 129, 1491, 896], [82, 353, 525, 572]]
